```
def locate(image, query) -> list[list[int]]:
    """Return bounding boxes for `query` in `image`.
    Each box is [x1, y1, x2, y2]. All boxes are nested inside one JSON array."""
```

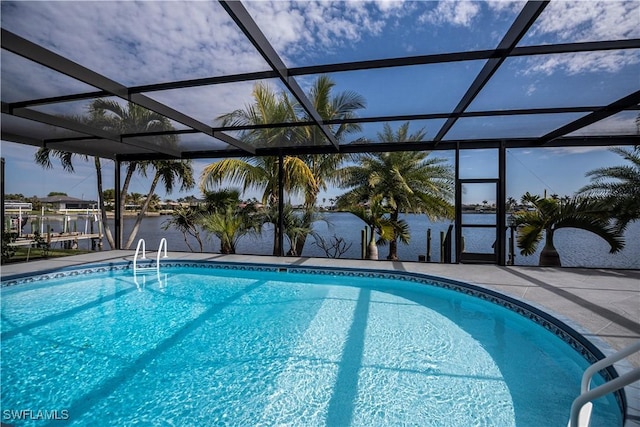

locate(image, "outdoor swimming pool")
[[1, 262, 623, 426]]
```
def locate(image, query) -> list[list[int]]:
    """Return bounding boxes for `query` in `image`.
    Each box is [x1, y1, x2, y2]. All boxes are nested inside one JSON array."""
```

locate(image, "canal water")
[[105, 212, 639, 269]]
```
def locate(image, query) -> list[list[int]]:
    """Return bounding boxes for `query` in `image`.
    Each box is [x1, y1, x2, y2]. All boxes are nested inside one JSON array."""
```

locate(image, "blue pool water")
[[1, 263, 622, 426]]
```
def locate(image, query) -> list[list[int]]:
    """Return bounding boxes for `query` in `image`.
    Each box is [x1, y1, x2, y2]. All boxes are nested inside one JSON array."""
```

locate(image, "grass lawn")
[[3, 247, 93, 264]]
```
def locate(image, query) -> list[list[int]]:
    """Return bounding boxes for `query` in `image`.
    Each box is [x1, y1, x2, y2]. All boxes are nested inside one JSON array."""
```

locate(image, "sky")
[[1, 140, 633, 206], [1, 1, 639, 205]]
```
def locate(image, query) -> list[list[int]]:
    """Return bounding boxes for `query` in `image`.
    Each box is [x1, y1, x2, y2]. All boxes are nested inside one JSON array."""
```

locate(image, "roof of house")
[[37, 196, 96, 203]]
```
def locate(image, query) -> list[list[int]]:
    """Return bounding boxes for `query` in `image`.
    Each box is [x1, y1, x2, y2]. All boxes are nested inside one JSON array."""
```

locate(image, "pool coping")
[[2, 256, 634, 423]]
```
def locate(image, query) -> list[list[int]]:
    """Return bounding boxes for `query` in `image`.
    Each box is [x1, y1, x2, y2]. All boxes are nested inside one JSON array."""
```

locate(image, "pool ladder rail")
[[133, 238, 168, 286], [568, 340, 640, 427]]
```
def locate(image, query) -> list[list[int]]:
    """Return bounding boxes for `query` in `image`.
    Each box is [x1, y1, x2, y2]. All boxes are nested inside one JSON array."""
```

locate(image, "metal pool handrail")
[[133, 238, 147, 276], [157, 238, 168, 266], [568, 340, 640, 427], [133, 238, 168, 280]]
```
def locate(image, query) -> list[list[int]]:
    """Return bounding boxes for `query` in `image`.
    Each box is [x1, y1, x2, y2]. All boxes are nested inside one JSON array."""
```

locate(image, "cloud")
[[544, 146, 612, 155], [525, 84, 536, 96], [1, 1, 270, 86], [530, 1, 639, 42], [372, 0, 406, 14], [1, 50, 96, 103], [419, 1, 481, 27], [245, 1, 404, 62], [523, 50, 640, 76], [522, 1, 640, 75], [486, 1, 526, 14]]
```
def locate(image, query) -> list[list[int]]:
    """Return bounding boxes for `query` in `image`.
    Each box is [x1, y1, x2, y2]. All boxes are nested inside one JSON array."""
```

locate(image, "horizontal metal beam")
[[4, 104, 182, 157], [210, 105, 623, 132], [9, 90, 109, 109], [127, 93, 255, 154], [511, 39, 640, 57], [1, 131, 44, 148], [1, 28, 254, 155], [1, 131, 119, 160], [115, 134, 640, 162], [130, 40, 640, 94], [44, 141, 120, 160], [13, 98, 635, 156], [539, 90, 640, 143], [2, 103, 185, 157], [129, 70, 277, 94]]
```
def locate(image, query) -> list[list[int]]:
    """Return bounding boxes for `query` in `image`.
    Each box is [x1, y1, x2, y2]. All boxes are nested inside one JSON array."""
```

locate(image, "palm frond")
[[516, 224, 544, 256]]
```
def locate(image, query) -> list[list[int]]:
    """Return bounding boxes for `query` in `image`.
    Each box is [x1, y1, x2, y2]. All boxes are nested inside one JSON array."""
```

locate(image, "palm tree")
[[217, 82, 299, 148], [102, 189, 116, 209], [287, 75, 365, 256], [36, 100, 191, 249], [89, 99, 183, 246], [199, 189, 261, 254], [513, 195, 624, 266], [295, 76, 365, 205], [161, 206, 204, 252], [279, 205, 313, 256], [202, 188, 243, 212], [338, 123, 454, 259], [127, 193, 145, 209], [123, 160, 195, 249], [34, 103, 122, 247], [201, 82, 317, 255], [147, 194, 161, 211], [340, 196, 408, 260], [201, 209, 254, 254], [276, 205, 326, 256], [579, 146, 640, 232]]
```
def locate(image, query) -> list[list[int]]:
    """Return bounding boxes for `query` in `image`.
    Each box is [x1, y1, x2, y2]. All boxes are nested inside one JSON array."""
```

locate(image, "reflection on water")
[[104, 213, 639, 269]]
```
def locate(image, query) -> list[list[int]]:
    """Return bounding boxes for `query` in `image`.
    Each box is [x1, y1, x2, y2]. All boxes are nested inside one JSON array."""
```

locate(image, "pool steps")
[[133, 238, 168, 285], [568, 340, 640, 427]]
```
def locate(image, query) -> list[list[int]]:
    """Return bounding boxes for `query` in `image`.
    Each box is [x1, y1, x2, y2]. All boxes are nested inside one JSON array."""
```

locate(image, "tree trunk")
[[292, 233, 306, 256], [119, 164, 136, 246], [539, 228, 561, 267], [190, 228, 204, 252], [367, 234, 378, 260], [124, 173, 159, 249], [182, 233, 195, 252], [387, 239, 398, 260], [272, 223, 281, 256], [94, 157, 115, 249], [221, 240, 234, 254], [387, 209, 399, 260]]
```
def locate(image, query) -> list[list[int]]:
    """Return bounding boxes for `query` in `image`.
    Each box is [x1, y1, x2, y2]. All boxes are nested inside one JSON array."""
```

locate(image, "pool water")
[[1, 264, 622, 426]]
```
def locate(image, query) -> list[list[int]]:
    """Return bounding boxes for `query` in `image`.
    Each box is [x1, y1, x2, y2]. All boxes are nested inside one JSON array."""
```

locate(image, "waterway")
[[107, 212, 639, 269]]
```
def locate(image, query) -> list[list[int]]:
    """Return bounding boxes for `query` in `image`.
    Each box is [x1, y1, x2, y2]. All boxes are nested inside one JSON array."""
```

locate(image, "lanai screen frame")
[[1, 0, 639, 264]]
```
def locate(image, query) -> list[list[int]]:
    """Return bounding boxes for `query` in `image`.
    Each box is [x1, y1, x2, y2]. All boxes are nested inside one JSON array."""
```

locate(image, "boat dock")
[[8, 232, 103, 250]]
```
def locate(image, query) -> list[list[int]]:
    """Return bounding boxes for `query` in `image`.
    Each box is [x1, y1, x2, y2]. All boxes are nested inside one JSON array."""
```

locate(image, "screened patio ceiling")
[[1, 0, 639, 161]]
